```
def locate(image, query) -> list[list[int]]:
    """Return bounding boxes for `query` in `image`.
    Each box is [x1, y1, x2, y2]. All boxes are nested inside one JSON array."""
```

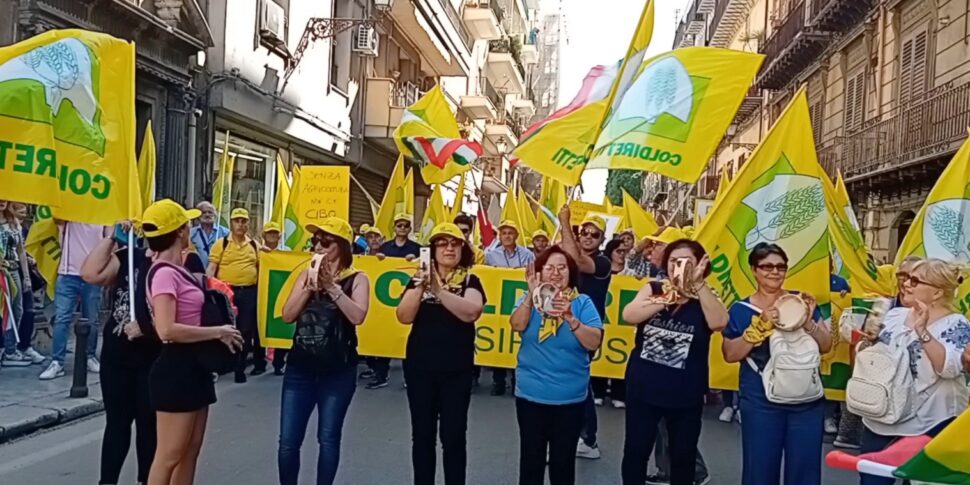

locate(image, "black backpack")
[[290, 277, 358, 373], [147, 262, 237, 374]]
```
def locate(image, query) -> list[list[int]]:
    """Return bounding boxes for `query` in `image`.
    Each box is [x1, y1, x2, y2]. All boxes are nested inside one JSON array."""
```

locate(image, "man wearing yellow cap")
[[261, 222, 289, 252], [376, 213, 422, 262], [625, 227, 687, 278], [208, 208, 264, 382], [358, 225, 384, 256], [483, 219, 535, 395], [530, 229, 550, 257]]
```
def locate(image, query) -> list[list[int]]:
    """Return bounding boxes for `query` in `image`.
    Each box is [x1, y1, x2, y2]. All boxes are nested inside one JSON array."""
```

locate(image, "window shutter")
[[900, 36, 914, 103], [852, 72, 865, 129], [911, 30, 928, 100], [844, 76, 857, 132], [809, 103, 824, 144]]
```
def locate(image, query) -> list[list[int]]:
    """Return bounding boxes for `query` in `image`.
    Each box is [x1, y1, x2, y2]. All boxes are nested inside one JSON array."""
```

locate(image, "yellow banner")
[[297, 165, 350, 226], [0, 30, 137, 225], [24, 206, 59, 299]]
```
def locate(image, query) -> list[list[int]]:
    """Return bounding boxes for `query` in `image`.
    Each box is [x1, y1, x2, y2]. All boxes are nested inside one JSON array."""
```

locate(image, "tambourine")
[[669, 257, 698, 299], [774, 294, 810, 332], [533, 283, 562, 317], [305, 253, 328, 292], [642, 279, 682, 305]]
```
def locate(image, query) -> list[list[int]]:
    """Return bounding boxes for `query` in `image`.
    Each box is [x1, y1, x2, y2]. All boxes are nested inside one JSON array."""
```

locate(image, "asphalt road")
[[0, 366, 859, 484]]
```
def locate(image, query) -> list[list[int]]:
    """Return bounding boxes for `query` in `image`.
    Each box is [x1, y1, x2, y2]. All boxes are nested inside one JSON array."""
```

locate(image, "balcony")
[[390, 0, 470, 76], [520, 39, 538, 65], [697, 0, 716, 14], [734, 86, 763, 124], [756, 1, 830, 90], [820, 81, 970, 197], [484, 120, 519, 156], [708, 0, 755, 48], [364, 78, 422, 151], [461, 0, 503, 41], [810, 0, 873, 32], [513, 98, 536, 118], [460, 94, 498, 121], [487, 39, 526, 95]]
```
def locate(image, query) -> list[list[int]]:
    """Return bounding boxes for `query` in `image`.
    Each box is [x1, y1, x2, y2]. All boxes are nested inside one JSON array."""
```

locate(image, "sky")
[[546, 0, 691, 202]]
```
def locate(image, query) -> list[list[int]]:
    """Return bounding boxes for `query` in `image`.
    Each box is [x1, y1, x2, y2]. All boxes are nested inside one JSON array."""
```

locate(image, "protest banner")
[[258, 251, 850, 396], [296, 165, 350, 227]]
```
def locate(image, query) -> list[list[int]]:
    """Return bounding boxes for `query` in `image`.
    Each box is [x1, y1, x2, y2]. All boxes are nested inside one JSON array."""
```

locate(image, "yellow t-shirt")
[[209, 236, 259, 286], [473, 246, 485, 265]]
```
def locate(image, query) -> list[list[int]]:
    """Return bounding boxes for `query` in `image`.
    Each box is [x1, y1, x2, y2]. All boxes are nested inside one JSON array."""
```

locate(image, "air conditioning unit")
[[353, 25, 379, 57], [260, 0, 286, 42]]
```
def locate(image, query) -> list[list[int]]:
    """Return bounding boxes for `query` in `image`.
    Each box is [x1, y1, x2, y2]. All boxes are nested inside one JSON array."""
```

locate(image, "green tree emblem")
[[744, 184, 825, 250], [926, 204, 969, 260]]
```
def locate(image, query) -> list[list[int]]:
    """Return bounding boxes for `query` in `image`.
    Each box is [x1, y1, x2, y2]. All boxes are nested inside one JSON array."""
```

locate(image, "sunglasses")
[[312, 235, 338, 247], [755, 263, 789, 273], [580, 229, 602, 239], [433, 238, 463, 249], [905, 275, 938, 289], [395, 222, 411, 229]]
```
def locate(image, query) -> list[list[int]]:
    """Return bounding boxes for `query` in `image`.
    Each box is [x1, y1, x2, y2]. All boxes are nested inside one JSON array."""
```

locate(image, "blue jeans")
[[278, 365, 356, 485], [52, 274, 102, 364], [738, 369, 824, 485]]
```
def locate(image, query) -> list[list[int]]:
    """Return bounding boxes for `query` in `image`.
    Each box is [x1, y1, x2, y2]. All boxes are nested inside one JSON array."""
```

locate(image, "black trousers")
[[621, 399, 703, 485], [99, 362, 156, 484], [232, 285, 265, 372], [372, 357, 391, 380], [404, 365, 473, 485], [515, 397, 585, 485]]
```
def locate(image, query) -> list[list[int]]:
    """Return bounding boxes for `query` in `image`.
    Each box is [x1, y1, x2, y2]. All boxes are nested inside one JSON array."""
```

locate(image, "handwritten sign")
[[297, 166, 350, 224]]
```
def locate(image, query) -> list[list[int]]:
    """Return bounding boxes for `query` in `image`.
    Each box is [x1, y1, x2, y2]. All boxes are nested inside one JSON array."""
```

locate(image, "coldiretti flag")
[[212, 133, 235, 227], [500, 189, 527, 246], [622, 189, 658, 240], [136, 121, 156, 211], [393, 85, 480, 184], [716, 167, 730, 200], [695, 88, 844, 395], [0, 30, 137, 225], [538, 176, 567, 233], [513, 100, 608, 186], [588, 47, 764, 183], [24, 206, 60, 299], [449, 172, 467, 220], [417, 184, 447, 244], [896, 132, 970, 313], [895, 408, 970, 483], [284, 164, 308, 251], [517, 187, 541, 240], [271, 156, 289, 225]]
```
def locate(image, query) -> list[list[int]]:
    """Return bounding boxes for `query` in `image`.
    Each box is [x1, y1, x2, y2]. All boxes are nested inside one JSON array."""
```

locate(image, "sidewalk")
[[0, 359, 103, 443]]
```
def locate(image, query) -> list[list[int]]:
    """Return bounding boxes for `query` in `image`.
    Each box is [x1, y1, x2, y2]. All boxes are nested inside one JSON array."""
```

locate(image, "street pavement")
[[0, 365, 859, 485]]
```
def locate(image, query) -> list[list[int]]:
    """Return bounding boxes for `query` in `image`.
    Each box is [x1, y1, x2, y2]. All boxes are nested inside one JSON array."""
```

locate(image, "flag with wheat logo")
[[695, 88, 849, 395], [896, 131, 970, 314]]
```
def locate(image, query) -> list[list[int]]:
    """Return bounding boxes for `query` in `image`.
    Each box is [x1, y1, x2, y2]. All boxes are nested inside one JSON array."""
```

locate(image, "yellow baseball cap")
[[305, 217, 354, 244], [581, 215, 607, 233], [230, 208, 249, 220], [363, 225, 383, 237], [531, 229, 549, 241], [394, 213, 413, 224], [681, 225, 695, 238], [497, 220, 519, 232], [262, 221, 281, 233], [647, 227, 687, 245], [140, 199, 201, 237], [430, 223, 465, 242]]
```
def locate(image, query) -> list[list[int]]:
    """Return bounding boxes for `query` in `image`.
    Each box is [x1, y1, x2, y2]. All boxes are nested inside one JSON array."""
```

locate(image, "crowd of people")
[[2, 198, 970, 485]]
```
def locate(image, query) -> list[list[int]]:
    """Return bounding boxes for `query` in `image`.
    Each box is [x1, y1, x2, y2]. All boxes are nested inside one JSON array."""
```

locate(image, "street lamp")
[[496, 138, 508, 155], [374, 0, 395, 12]]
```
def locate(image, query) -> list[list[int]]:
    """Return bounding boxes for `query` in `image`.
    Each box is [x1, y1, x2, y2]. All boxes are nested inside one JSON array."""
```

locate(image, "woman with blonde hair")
[[858, 258, 970, 485]]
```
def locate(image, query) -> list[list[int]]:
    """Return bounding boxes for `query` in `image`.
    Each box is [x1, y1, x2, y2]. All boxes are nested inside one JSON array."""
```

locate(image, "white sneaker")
[[2, 351, 32, 367], [576, 439, 601, 459], [824, 417, 838, 434], [39, 361, 65, 380], [87, 356, 101, 373], [719, 406, 735, 423], [611, 399, 626, 409], [22, 347, 46, 364], [593, 398, 604, 406]]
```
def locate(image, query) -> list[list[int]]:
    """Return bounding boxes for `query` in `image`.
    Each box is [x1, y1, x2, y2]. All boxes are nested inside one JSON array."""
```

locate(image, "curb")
[[0, 394, 104, 443]]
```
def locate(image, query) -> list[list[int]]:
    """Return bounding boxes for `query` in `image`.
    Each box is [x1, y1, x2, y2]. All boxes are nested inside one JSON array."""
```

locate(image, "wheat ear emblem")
[[745, 184, 824, 249], [927, 205, 967, 259]]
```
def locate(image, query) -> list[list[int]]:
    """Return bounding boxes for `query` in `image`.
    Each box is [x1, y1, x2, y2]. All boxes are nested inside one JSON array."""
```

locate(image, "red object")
[[477, 206, 494, 247], [207, 277, 239, 316], [860, 435, 931, 466]]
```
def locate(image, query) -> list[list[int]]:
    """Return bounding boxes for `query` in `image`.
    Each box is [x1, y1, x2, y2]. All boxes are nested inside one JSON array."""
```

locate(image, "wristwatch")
[[918, 330, 932, 343]]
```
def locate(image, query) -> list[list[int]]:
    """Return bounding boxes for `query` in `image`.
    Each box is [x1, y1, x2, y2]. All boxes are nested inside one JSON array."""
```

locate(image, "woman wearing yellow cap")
[[396, 222, 486, 485], [140, 200, 243, 485], [278, 217, 371, 485]]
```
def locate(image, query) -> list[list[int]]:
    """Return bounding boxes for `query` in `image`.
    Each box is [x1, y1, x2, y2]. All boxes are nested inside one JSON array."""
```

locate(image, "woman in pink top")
[[141, 200, 242, 485]]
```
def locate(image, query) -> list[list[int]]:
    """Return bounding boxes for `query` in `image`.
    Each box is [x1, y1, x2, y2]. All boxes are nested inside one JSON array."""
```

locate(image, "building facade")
[[675, 0, 970, 261]]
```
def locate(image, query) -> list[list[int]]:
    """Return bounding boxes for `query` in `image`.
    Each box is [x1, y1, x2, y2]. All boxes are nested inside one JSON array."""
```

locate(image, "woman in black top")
[[81, 224, 161, 485], [279, 217, 370, 485], [396, 223, 486, 485], [620, 239, 728, 485]]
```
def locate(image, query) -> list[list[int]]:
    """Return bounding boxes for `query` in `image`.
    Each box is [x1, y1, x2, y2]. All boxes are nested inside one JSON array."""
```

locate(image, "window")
[[257, 0, 290, 60], [899, 29, 929, 104], [844, 71, 865, 133], [212, 130, 278, 236], [809, 102, 824, 144]]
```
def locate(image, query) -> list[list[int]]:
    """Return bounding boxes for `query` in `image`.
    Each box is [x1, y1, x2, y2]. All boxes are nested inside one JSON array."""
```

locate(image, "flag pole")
[[128, 226, 136, 324], [4, 282, 19, 343]]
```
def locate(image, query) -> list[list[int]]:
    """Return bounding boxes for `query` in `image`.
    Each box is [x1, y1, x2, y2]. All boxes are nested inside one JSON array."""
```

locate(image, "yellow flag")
[[212, 132, 234, 227], [603, 0, 655, 118], [450, 172, 466, 220], [538, 177, 567, 233], [24, 206, 60, 299], [271, 156, 289, 225], [136, 121, 156, 211], [374, 156, 412, 239], [896, 131, 970, 313], [513, 100, 608, 186], [0, 30, 138, 224], [517, 187, 540, 238], [622, 189, 658, 240], [716, 167, 730, 201], [393, 85, 478, 184], [500, 189, 526, 246], [589, 48, 764, 184], [418, 184, 448, 244], [404, 168, 415, 216], [695, 89, 842, 395], [283, 164, 308, 251]]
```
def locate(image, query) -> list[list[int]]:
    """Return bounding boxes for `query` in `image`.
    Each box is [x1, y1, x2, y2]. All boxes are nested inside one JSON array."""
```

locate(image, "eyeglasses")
[[905, 275, 938, 289], [580, 229, 602, 239], [313, 235, 338, 247], [896, 271, 910, 281], [458, 226, 472, 235], [395, 222, 411, 229], [542, 264, 568, 274], [755, 263, 789, 273], [433, 238, 463, 249]]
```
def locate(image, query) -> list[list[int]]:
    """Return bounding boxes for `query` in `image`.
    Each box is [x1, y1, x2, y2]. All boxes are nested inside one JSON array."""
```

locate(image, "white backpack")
[[740, 302, 824, 405], [846, 341, 917, 425]]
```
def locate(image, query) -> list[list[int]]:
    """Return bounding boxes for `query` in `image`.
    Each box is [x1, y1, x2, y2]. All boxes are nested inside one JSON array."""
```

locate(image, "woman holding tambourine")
[[619, 239, 728, 485], [721, 242, 832, 485], [509, 245, 603, 485]]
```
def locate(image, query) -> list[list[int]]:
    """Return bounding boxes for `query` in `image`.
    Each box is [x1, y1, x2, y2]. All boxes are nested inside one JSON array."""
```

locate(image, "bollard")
[[70, 316, 90, 398]]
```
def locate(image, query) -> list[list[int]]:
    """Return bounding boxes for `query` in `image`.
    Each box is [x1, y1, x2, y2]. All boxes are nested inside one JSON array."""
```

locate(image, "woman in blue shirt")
[[722, 243, 832, 485], [619, 239, 728, 485], [509, 245, 604, 485]]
